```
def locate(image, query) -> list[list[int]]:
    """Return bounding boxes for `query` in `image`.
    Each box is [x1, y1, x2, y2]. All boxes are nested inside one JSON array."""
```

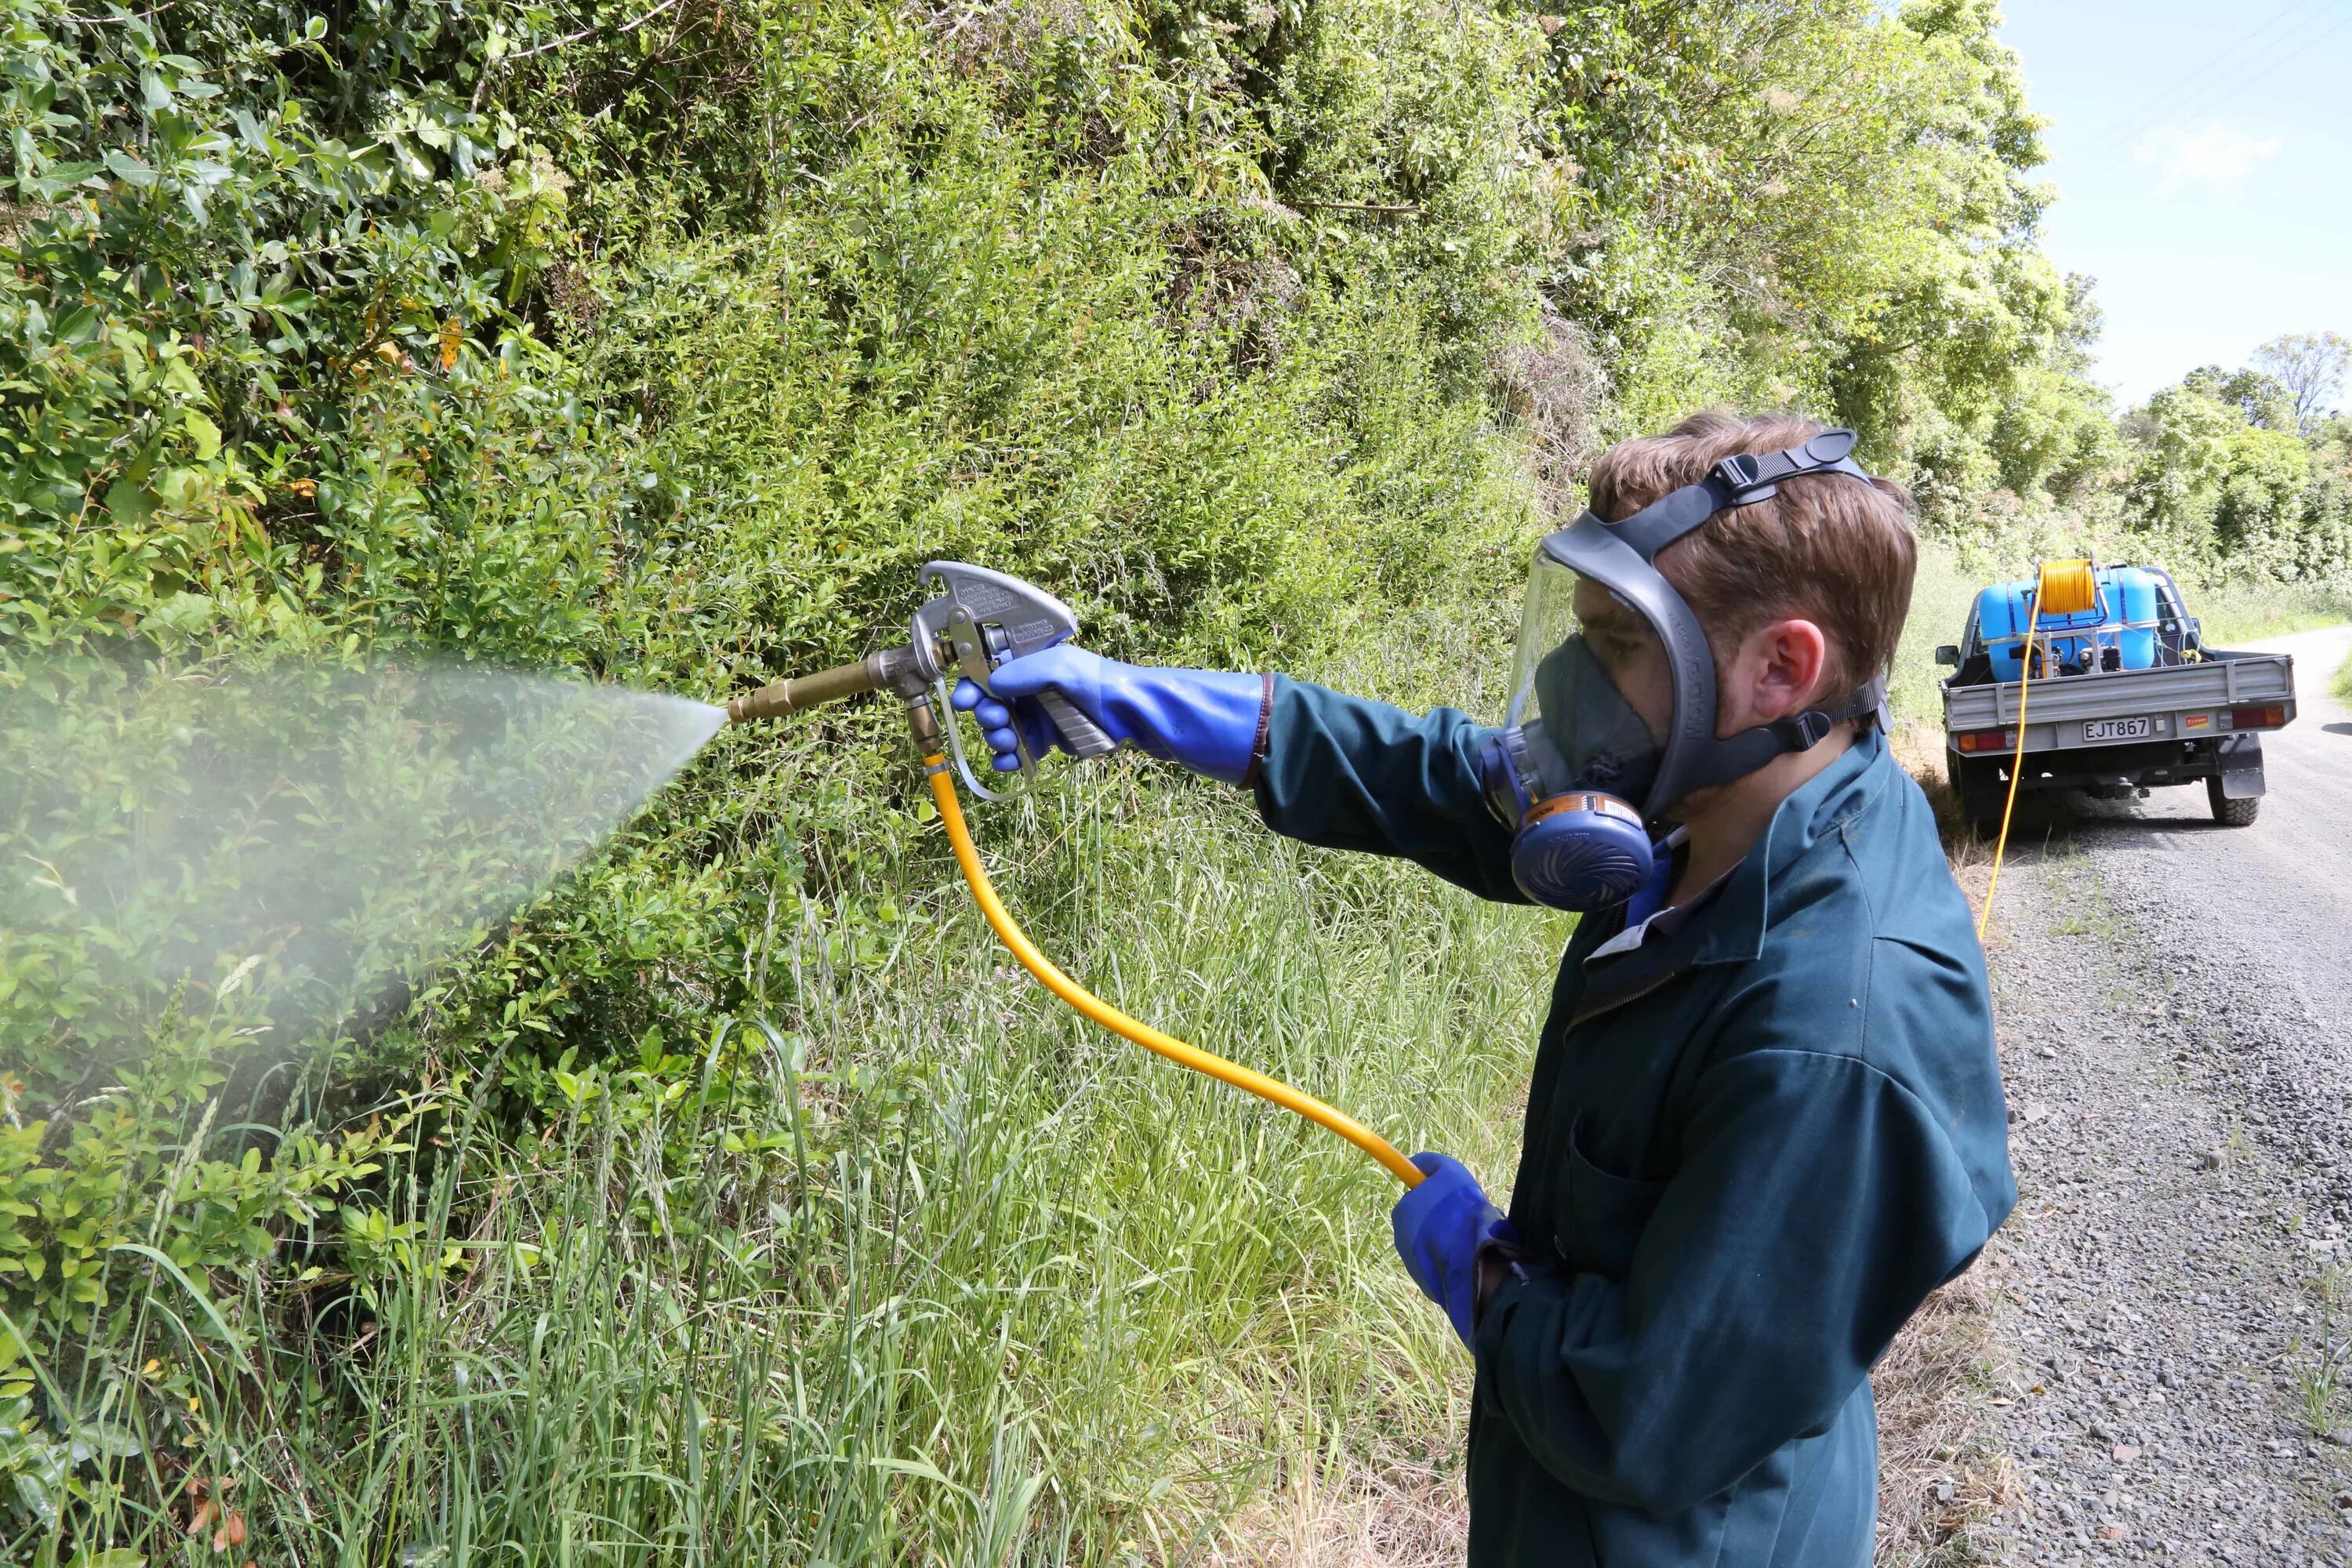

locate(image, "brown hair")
[[1584, 410, 1916, 707]]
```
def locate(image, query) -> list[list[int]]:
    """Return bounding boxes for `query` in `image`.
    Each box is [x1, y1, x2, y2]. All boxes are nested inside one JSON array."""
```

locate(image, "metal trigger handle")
[[937, 676, 1009, 802], [1033, 688, 1116, 760], [913, 560, 1118, 771]]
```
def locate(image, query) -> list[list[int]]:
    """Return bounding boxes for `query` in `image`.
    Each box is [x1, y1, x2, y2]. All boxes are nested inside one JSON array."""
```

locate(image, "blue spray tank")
[[1971, 564, 2169, 681]]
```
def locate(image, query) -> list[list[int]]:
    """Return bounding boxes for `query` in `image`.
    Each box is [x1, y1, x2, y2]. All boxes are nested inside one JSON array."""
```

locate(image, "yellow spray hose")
[[923, 757, 1426, 1188], [1974, 619, 2036, 942], [1976, 561, 2094, 940]]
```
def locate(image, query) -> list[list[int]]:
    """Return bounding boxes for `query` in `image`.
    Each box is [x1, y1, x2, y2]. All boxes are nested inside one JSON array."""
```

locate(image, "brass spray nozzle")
[[724, 643, 940, 724], [724, 655, 884, 723]]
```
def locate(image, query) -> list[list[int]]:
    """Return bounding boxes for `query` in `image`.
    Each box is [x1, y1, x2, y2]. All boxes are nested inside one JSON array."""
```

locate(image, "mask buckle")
[[1780, 710, 1835, 749], [1709, 429, 1865, 507], [1711, 452, 1769, 500]]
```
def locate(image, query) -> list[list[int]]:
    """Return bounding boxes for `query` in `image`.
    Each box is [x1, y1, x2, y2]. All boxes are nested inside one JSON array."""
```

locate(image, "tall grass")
[[1888, 540, 1979, 731], [2193, 578, 2352, 646]]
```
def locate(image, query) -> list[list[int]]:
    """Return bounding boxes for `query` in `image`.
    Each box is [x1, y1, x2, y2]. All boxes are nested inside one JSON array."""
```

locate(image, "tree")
[[2054, 272, 2104, 376], [2193, 365, 2299, 433], [2122, 381, 2238, 549], [2212, 423, 2314, 567], [1523, 0, 2070, 498], [2119, 368, 2343, 580], [2250, 332, 2350, 434]]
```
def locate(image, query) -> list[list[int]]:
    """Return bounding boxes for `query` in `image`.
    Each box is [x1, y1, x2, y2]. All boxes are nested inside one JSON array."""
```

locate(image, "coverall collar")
[[1690, 725, 1893, 967], [1578, 728, 1892, 994]]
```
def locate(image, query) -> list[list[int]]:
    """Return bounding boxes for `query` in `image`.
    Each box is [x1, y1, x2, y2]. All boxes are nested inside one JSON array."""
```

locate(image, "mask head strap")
[[1675, 675, 1889, 796], [1609, 428, 1871, 562]]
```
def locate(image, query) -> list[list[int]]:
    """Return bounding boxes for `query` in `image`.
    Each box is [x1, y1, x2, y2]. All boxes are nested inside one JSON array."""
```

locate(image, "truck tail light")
[[1955, 728, 2011, 753], [2228, 704, 2286, 730]]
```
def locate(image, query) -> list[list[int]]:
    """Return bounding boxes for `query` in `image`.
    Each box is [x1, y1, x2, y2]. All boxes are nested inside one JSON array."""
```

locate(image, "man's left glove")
[[1392, 1152, 1519, 1350]]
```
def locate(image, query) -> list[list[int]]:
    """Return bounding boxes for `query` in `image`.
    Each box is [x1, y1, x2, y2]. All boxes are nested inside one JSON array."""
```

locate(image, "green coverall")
[[1248, 677, 2016, 1567]]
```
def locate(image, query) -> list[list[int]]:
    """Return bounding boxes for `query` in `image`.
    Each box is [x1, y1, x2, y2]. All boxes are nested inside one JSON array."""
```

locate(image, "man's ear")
[[1737, 618, 1831, 723]]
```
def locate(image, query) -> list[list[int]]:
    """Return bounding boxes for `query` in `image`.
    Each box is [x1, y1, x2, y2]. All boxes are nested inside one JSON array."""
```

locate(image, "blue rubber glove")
[[1392, 1152, 1519, 1350], [949, 644, 1265, 786]]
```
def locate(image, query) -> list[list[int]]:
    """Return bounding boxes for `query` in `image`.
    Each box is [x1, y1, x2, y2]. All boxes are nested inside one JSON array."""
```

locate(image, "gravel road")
[[1976, 625, 2352, 1565]]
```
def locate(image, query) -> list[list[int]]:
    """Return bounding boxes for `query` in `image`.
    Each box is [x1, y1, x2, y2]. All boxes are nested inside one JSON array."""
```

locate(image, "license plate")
[[2084, 717, 2153, 742]]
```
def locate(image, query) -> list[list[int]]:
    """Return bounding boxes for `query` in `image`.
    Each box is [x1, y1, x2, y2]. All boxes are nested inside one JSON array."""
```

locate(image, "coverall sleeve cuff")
[[1240, 671, 1275, 789], [1471, 1261, 1535, 1417]]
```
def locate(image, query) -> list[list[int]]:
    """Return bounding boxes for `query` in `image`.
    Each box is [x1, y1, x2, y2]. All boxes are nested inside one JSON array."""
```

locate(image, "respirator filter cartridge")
[[1509, 789, 1655, 911]]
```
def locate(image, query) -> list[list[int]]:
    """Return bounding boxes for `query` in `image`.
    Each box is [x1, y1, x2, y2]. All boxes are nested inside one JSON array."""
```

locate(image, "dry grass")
[[1889, 715, 2031, 944], [1212, 1453, 1467, 1568], [1889, 720, 1959, 828], [1490, 310, 1607, 522], [1871, 1263, 2020, 1566]]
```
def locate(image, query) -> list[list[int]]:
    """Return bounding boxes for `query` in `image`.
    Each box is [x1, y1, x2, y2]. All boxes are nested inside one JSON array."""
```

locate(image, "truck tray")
[[1942, 649, 2296, 757]]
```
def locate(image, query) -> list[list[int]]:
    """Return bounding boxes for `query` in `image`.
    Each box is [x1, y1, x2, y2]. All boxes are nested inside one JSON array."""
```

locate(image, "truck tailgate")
[[1943, 651, 2296, 755]]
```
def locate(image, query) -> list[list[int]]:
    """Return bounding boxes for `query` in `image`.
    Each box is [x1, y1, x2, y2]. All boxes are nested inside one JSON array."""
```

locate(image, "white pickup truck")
[[1936, 565, 2299, 830]]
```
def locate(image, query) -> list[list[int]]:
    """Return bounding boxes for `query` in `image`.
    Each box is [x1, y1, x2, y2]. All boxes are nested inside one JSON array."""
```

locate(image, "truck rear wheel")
[[1950, 755, 2009, 836], [2207, 775, 2259, 827]]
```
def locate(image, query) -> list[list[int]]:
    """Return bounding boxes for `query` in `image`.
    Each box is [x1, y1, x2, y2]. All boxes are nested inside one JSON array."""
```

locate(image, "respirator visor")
[[1479, 548, 1675, 911], [1501, 549, 1673, 811]]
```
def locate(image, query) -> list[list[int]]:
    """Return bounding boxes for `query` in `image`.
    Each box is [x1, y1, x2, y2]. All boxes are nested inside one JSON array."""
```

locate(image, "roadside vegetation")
[[2194, 579, 2352, 648], [2, 0, 2347, 1560]]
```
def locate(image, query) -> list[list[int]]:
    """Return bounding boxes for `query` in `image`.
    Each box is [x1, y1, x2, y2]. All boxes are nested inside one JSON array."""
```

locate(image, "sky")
[[1998, 1, 2352, 408]]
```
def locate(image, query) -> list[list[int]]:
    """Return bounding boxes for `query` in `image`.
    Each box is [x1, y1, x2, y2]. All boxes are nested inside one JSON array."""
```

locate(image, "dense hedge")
[[2, 0, 1551, 1539]]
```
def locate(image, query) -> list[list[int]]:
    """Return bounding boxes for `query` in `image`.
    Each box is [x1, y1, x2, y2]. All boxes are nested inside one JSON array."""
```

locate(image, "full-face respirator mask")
[[1479, 429, 1892, 914]]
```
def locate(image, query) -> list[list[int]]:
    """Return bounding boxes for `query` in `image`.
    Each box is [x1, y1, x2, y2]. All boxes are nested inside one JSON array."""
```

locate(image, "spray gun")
[[727, 563, 1114, 797], [724, 561, 1424, 1188]]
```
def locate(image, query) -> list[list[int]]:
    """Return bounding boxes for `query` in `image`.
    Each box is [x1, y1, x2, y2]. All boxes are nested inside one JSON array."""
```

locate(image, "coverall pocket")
[[1555, 1116, 1668, 1279]]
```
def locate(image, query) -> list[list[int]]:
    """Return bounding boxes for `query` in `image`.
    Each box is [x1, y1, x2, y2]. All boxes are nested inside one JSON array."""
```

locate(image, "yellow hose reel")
[[2034, 557, 2099, 617]]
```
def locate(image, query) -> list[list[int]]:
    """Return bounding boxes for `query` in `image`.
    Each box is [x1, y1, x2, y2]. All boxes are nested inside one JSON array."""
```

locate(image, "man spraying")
[[955, 412, 2016, 1566]]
